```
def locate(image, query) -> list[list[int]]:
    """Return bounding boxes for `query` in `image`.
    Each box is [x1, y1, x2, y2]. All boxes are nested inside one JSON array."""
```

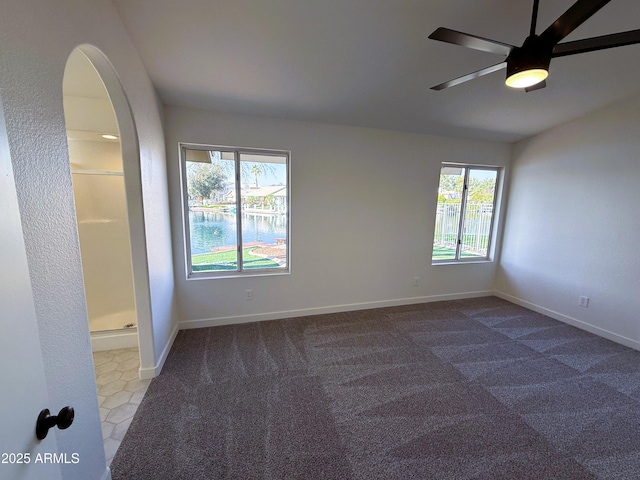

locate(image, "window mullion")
[[483, 170, 500, 260], [181, 145, 194, 277], [234, 150, 243, 271], [455, 168, 470, 260]]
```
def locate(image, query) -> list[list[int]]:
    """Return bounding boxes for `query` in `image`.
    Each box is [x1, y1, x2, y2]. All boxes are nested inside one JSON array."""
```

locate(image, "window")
[[179, 144, 290, 278], [432, 164, 499, 263]]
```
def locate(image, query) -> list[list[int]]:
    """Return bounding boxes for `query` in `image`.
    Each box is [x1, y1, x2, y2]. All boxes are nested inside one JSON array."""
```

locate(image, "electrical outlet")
[[578, 295, 589, 308], [413, 277, 419, 287], [245, 289, 253, 301]]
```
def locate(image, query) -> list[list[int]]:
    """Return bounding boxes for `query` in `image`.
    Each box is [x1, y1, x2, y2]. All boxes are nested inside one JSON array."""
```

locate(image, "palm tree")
[[251, 163, 262, 188]]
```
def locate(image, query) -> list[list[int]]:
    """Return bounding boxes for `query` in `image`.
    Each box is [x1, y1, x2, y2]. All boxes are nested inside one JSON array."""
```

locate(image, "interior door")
[[0, 98, 62, 479]]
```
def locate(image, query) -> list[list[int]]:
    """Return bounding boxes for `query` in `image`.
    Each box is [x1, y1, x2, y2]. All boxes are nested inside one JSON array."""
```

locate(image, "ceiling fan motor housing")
[[506, 35, 553, 80]]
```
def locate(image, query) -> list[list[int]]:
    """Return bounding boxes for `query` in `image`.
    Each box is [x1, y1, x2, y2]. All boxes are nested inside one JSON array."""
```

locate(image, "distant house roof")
[[224, 185, 287, 200], [242, 185, 286, 197]]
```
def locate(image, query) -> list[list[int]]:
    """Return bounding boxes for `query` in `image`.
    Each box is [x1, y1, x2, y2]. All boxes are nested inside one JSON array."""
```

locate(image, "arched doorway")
[[64, 48, 138, 346], [63, 45, 154, 465]]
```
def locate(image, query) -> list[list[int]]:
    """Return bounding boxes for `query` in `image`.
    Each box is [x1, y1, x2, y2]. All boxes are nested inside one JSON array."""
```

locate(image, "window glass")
[[432, 164, 499, 262], [432, 166, 464, 261], [239, 153, 288, 270], [461, 169, 497, 258], [182, 146, 289, 277]]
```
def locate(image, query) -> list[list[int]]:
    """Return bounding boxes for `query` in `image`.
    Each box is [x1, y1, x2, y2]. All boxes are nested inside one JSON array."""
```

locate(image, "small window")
[[432, 164, 499, 263], [179, 144, 290, 278]]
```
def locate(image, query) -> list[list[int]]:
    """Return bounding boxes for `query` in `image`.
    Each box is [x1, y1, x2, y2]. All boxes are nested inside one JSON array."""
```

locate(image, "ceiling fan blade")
[[540, 0, 612, 46], [525, 80, 546, 92], [431, 62, 507, 91], [552, 29, 640, 57], [428, 28, 514, 56]]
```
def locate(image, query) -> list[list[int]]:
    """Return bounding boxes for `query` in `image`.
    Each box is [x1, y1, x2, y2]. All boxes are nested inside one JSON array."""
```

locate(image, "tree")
[[250, 163, 262, 188], [437, 174, 495, 204], [264, 194, 275, 210], [467, 178, 496, 204], [187, 163, 226, 200], [438, 174, 462, 193], [209, 157, 278, 185], [438, 174, 463, 203]]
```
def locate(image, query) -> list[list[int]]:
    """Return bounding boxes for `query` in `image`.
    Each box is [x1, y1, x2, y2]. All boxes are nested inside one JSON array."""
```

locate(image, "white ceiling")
[[112, 0, 640, 143]]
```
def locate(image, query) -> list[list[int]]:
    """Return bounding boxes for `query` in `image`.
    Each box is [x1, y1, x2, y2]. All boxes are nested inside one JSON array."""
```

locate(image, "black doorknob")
[[36, 406, 74, 440]]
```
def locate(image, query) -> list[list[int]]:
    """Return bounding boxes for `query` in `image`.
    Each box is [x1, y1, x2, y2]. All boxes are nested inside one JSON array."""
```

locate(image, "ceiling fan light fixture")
[[505, 68, 548, 88], [504, 35, 552, 90]]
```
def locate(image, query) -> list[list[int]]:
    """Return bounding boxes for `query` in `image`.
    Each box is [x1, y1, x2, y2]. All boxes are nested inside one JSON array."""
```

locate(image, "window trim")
[[179, 142, 291, 279], [432, 163, 501, 265]]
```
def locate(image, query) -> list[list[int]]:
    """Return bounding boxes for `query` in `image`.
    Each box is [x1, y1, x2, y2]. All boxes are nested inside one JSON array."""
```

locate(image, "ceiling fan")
[[429, 0, 640, 92]]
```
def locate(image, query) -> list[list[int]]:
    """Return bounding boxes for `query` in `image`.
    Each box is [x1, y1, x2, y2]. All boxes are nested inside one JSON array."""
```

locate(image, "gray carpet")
[[110, 296, 640, 479]]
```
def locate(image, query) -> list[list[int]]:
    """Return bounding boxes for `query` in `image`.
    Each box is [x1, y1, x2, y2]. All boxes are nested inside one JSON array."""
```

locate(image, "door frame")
[[73, 45, 155, 374]]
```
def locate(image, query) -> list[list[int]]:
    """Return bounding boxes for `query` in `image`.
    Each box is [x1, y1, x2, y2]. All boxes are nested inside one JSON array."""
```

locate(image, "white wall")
[[0, 2, 176, 479], [496, 93, 640, 348], [165, 107, 511, 327]]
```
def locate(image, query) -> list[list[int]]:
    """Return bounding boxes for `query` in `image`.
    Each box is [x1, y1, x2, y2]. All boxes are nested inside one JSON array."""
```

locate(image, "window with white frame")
[[179, 144, 290, 278], [432, 164, 500, 263]]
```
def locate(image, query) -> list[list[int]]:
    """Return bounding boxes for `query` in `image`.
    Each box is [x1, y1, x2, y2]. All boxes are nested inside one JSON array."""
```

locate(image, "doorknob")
[[36, 406, 74, 440]]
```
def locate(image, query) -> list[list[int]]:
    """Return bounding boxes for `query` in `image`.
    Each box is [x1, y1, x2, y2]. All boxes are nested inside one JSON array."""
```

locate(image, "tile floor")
[[92, 347, 151, 466]]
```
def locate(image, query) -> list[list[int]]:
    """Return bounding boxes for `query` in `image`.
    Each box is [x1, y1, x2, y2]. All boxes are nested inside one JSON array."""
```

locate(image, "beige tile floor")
[[93, 347, 151, 466]]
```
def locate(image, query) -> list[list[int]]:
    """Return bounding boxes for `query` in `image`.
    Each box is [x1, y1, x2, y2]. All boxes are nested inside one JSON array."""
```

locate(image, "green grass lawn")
[[192, 247, 279, 271]]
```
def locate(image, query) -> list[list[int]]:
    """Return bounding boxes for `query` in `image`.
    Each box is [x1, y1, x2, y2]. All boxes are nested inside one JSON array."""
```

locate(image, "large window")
[[432, 164, 499, 263], [180, 144, 290, 278]]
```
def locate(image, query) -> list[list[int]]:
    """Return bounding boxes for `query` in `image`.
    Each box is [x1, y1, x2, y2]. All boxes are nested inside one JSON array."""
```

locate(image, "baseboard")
[[179, 291, 493, 330], [101, 466, 112, 480], [90, 330, 138, 352], [139, 322, 180, 379], [494, 290, 640, 351]]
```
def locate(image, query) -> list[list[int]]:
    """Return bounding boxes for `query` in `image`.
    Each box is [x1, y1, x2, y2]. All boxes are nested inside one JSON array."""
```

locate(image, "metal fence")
[[433, 203, 493, 256]]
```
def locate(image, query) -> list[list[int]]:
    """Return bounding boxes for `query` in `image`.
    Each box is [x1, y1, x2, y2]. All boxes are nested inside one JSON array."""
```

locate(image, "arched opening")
[[64, 48, 138, 345], [63, 45, 154, 465]]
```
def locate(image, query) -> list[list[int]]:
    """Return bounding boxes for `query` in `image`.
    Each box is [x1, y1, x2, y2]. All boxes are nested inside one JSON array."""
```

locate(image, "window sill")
[[186, 270, 290, 281], [431, 259, 493, 266]]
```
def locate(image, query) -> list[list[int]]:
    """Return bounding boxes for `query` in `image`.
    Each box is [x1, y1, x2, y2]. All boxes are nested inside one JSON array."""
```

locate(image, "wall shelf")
[[71, 170, 123, 176], [78, 219, 122, 225]]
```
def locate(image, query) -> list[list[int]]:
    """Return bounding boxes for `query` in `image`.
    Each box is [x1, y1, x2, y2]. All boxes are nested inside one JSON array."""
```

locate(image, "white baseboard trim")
[[101, 466, 112, 480], [139, 322, 180, 380], [91, 330, 138, 352], [494, 291, 640, 351], [179, 291, 494, 330]]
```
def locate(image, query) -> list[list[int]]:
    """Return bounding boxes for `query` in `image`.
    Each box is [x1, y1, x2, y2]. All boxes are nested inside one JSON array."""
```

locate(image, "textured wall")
[[165, 107, 511, 327], [496, 93, 640, 347], [0, 1, 175, 479]]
